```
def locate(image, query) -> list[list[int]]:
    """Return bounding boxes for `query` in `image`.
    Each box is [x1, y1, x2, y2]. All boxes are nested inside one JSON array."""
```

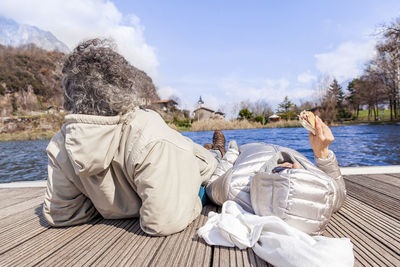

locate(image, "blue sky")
[[1, 0, 400, 116], [113, 0, 400, 114]]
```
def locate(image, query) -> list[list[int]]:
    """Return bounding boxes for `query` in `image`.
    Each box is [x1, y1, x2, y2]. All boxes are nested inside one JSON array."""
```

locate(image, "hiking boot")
[[213, 130, 226, 157]]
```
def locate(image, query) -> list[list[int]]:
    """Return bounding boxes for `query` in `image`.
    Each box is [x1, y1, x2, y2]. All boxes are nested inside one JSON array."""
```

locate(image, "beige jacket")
[[43, 108, 218, 236]]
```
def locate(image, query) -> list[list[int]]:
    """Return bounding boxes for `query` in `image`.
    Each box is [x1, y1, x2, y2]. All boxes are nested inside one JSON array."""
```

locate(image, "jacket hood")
[[63, 112, 132, 177]]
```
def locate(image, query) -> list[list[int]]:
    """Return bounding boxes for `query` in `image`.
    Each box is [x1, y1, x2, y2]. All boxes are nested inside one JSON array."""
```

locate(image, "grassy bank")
[[168, 119, 302, 132], [0, 129, 57, 142], [1, 113, 398, 142], [189, 119, 263, 131], [0, 113, 65, 142]]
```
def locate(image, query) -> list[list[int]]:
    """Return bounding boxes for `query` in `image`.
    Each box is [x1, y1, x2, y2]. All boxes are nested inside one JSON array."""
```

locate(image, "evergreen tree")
[[238, 108, 253, 120], [324, 79, 348, 120], [347, 78, 361, 118], [277, 96, 297, 120]]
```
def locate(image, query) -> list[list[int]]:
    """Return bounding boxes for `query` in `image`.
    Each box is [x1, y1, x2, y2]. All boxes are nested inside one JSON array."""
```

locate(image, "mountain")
[[0, 16, 69, 53]]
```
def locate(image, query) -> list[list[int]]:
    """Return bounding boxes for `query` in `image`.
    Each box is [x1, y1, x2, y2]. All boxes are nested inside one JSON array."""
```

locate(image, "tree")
[[319, 79, 352, 122], [347, 78, 362, 118], [276, 96, 296, 120], [231, 99, 272, 122], [238, 108, 253, 120], [169, 94, 181, 107], [357, 67, 386, 121], [250, 99, 273, 124]]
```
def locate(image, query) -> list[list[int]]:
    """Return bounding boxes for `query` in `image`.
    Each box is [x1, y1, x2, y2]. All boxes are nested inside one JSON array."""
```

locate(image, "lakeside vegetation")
[[0, 113, 64, 142], [1, 110, 399, 142]]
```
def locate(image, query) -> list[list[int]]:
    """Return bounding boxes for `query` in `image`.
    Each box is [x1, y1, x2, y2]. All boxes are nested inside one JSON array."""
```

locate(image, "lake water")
[[1, 124, 399, 183]]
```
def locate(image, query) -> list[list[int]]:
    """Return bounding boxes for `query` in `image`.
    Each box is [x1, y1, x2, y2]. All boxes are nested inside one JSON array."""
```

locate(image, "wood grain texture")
[[0, 173, 399, 266]]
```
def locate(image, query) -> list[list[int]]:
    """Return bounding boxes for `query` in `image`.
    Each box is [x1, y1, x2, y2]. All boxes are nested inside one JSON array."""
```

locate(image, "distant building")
[[268, 114, 280, 122], [193, 96, 225, 121], [152, 99, 178, 112]]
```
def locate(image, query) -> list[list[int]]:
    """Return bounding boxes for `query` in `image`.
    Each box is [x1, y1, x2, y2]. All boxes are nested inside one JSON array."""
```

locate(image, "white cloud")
[[314, 40, 376, 82], [219, 76, 292, 104], [218, 75, 315, 112], [0, 0, 159, 78], [163, 73, 317, 118], [199, 94, 220, 111], [297, 71, 317, 83]]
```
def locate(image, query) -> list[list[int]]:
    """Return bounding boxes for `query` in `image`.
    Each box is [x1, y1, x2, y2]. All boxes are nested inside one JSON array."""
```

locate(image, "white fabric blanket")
[[198, 201, 354, 267]]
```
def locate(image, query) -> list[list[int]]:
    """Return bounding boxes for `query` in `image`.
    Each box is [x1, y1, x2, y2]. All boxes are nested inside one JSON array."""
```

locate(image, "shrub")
[[190, 119, 262, 131]]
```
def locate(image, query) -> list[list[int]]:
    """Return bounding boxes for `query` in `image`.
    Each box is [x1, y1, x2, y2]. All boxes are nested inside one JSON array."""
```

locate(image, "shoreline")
[[1, 118, 399, 142]]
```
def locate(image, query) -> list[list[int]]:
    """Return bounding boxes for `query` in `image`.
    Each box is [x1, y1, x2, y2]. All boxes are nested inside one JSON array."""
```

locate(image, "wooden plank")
[[0, 171, 399, 267], [36, 219, 134, 266], [333, 219, 397, 267], [213, 245, 270, 266], [176, 205, 215, 266], [148, 210, 202, 266], [328, 216, 384, 266], [0, 188, 45, 209], [0, 218, 101, 266], [215, 246, 231, 267], [90, 223, 165, 266], [0, 207, 51, 255], [344, 175, 400, 200], [344, 181, 400, 220], [0, 205, 41, 234], [342, 197, 400, 240], [0, 195, 44, 220], [73, 220, 136, 266], [246, 249, 271, 267], [361, 174, 400, 188], [325, 226, 366, 266], [0, 191, 44, 210], [118, 234, 165, 266], [329, 211, 399, 266], [212, 245, 220, 267], [387, 173, 400, 179], [337, 198, 400, 260], [88, 220, 141, 266]]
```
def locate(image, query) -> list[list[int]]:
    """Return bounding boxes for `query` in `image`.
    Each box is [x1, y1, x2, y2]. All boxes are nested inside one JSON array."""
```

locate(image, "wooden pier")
[[0, 172, 399, 266]]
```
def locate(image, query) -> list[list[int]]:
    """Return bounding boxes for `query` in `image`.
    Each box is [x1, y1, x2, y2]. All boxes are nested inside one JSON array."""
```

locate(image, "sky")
[[1, 0, 400, 117]]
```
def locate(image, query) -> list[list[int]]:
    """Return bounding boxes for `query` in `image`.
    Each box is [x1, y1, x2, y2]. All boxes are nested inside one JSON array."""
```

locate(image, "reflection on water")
[[1, 124, 399, 183]]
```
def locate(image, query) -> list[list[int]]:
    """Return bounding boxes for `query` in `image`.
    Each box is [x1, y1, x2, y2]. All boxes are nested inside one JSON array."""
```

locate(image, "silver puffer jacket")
[[206, 142, 346, 235]]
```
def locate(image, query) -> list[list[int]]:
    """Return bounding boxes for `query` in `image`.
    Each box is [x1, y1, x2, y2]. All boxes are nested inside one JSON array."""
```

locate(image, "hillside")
[[0, 44, 64, 116]]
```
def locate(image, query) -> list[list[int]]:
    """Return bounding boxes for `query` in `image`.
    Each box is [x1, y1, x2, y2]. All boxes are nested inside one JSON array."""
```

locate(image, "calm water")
[[1, 124, 399, 183]]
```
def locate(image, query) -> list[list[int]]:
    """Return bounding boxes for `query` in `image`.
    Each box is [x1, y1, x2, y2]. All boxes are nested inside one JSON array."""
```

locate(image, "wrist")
[[314, 148, 329, 159]]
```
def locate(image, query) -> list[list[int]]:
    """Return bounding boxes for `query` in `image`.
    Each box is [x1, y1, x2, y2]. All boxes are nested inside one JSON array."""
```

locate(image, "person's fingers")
[[279, 162, 293, 168], [320, 119, 334, 142], [292, 162, 301, 169], [315, 116, 323, 136]]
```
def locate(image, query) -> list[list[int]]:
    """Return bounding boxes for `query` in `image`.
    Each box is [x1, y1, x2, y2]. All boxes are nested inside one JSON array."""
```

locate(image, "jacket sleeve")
[[133, 140, 203, 236], [43, 134, 98, 227], [192, 142, 218, 184], [315, 150, 346, 212]]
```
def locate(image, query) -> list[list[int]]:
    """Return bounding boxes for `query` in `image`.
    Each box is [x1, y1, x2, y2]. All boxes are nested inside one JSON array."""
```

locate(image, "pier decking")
[[0, 172, 399, 266]]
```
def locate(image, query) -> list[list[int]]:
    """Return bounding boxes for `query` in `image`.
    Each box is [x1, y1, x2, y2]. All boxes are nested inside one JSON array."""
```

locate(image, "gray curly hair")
[[62, 38, 154, 116]]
